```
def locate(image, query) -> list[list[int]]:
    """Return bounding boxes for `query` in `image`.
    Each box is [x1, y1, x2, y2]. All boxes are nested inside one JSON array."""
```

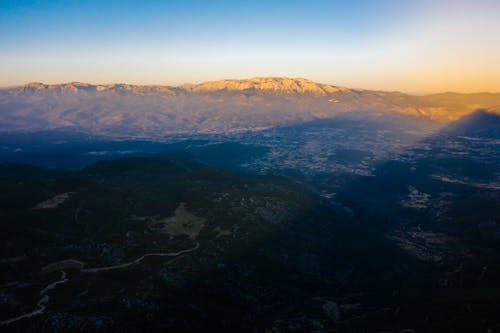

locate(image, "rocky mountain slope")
[[0, 77, 499, 137]]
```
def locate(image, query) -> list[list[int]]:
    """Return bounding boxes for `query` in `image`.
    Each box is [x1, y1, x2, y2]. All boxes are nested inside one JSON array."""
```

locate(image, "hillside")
[[441, 108, 500, 138]]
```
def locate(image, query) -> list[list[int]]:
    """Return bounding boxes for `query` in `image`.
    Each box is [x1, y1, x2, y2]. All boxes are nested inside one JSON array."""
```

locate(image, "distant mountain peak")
[[17, 82, 178, 96], [22, 82, 47, 89], [18, 77, 352, 96], [22, 82, 95, 92], [181, 77, 349, 95]]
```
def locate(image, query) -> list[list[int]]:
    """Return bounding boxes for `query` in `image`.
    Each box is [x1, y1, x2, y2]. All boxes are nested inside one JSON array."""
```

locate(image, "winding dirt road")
[[81, 242, 200, 273], [1, 271, 68, 326], [1, 242, 200, 326]]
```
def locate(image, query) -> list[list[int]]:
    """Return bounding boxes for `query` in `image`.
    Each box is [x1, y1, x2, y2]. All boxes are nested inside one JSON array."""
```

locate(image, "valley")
[[0, 107, 499, 332]]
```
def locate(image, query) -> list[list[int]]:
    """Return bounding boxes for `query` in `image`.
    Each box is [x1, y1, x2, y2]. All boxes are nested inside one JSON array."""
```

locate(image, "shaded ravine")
[[0, 242, 200, 326], [0, 271, 68, 326]]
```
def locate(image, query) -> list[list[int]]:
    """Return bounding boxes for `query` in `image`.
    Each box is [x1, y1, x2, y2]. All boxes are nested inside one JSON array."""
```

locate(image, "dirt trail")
[[1, 243, 200, 326], [81, 242, 200, 273], [1, 271, 68, 326]]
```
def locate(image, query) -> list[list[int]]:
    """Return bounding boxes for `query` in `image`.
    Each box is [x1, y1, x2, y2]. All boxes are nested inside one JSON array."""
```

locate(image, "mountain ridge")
[[14, 77, 350, 96], [10, 77, 500, 96], [1, 77, 500, 137], [6, 76, 500, 97]]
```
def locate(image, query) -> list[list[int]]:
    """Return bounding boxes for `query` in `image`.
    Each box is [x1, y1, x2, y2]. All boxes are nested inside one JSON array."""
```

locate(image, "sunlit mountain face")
[[1, 0, 500, 331], [1, 78, 499, 137]]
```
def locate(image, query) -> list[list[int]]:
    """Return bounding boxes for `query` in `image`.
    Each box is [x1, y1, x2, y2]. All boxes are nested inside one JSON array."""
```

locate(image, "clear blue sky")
[[1, 0, 499, 93]]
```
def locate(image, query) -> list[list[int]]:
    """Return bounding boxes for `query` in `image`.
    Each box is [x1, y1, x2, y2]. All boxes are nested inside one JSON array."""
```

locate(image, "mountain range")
[[1, 77, 499, 138]]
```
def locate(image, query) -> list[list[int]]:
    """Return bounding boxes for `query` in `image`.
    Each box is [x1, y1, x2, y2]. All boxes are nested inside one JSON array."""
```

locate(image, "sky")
[[1, 0, 499, 93]]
